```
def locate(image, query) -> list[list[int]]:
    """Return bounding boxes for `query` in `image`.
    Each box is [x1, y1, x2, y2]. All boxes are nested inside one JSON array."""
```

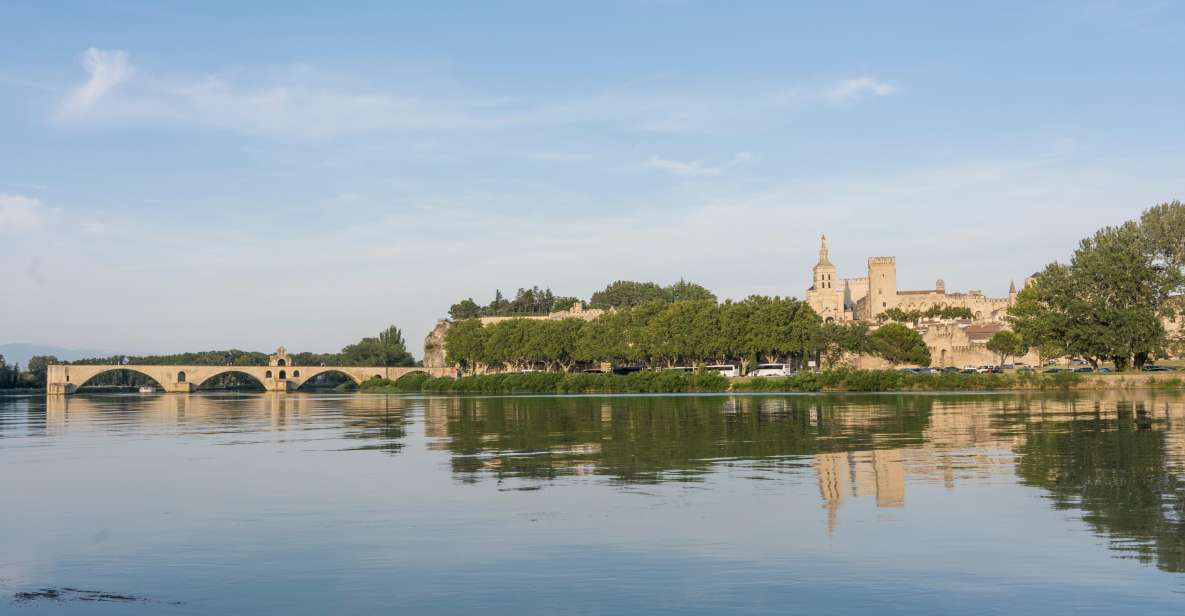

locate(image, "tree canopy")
[[1008, 201, 1185, 370], [869, 323, 931, 366], [445, 296, 846, 373]]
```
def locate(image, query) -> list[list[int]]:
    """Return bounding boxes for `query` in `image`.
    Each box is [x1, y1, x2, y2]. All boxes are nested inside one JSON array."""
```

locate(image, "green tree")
[[340, 326, 415, 366], [647, 300, 718, 367], [819, 322, 871, 369], [719, 300, 757, 374], [449, 298, 481, 320], [552, 296, 581, 311], [1008, 282, 1067, 366], [445, 319, 489, 372], [589, 280, 668, 309], [985, 330, 1027, 367], [26, 355, 59, 387], [869, 324, 930, 366], [877, 307, 922, 324], [664, 279, 717, 303]]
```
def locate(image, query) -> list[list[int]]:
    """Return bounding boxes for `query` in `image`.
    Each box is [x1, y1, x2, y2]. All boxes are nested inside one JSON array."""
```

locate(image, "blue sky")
[[1, 1, 1182, 356]]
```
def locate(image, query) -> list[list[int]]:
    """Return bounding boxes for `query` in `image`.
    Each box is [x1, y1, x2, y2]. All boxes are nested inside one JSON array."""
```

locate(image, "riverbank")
[[357, 368, 1185, 395]]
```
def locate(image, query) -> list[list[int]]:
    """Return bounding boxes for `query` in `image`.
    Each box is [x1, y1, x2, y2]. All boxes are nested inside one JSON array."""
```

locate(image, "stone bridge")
[[45, 347, 455, 394], [47, 363, 455, 394]]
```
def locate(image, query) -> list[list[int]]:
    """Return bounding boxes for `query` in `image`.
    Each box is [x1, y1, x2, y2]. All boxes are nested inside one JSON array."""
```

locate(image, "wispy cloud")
[[640, 152, 754, 176], [818, 77, 898, 103], [0, 194, 49, 233], [59, 48, 133, 117], [54, 49, 900, 138]]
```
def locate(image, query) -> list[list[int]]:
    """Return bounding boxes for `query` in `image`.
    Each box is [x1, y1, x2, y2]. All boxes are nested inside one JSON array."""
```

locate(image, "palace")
[[804, 235, 1018, 323]]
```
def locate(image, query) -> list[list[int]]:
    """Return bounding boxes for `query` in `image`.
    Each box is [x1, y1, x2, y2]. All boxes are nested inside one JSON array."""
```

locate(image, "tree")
[[719, 300, 757, 374], [1008, 279, 1068, 366], [664, 279, 716, 303], [449, 298, 481, 320], [340, 326, 415, 366], [869, 324, 930, 366], [26, 355, 59, 387], [589, 280, 667, 309], [445, 319, 488, 372], [985, 330, 1026, 367], [877, 307, 921, 324], [646, 300, 718, 367], [552, 296, 581, 312], [819, 322, 871, 369]]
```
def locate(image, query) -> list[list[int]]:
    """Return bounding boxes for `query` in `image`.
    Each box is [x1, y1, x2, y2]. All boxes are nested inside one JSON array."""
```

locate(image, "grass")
[[354, 368, 1104, 394]]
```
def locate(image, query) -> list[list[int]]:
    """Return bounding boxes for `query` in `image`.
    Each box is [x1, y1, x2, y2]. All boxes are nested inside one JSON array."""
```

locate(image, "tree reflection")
[[1013, 400, 1185, 572], [434, 395, 934, 483]]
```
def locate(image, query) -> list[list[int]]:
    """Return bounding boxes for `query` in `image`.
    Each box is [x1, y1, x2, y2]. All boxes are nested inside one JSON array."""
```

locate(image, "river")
[[2, 391, 1184, 614]]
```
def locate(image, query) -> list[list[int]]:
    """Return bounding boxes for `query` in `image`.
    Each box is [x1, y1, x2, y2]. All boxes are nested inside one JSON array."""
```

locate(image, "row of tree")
[[0, 355, 31, 388], [877, 305, 975, 324], [445, 297, 931, 373], [447, 279, 718, 320], [1008, 201, 1185, 370], [448, 287, 582, 320]]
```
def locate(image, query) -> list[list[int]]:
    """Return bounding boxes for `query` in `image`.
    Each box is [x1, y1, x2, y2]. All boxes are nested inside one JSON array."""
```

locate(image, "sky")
[[1, 1, 1183, 358]]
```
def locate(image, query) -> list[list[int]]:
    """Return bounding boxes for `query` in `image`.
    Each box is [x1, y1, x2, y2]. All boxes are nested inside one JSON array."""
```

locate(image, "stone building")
[[805, 235, 1017, 323]]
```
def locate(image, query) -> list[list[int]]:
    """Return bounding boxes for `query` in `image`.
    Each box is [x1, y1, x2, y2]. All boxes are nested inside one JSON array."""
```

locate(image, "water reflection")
[[3, 389, 1185, 608], [423, 392, 1185, 572]]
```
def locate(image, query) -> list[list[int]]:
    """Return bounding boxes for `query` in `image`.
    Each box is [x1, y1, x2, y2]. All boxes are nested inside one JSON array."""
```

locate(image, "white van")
[[705, 364, 739, 378], [750, 363, 792, 377]]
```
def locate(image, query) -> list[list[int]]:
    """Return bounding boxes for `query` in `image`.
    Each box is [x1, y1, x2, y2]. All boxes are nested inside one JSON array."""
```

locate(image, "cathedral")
[[804, 235, 1017, 323]]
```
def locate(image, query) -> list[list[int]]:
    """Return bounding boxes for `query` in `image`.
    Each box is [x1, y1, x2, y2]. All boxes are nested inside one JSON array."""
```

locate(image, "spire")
[[816, 234, 833, 268], [1009, 280, 1017, 294]]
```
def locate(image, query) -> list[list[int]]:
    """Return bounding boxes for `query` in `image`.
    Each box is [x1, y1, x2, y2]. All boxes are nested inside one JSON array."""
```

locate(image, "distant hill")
[[0, 343, 124, 368]]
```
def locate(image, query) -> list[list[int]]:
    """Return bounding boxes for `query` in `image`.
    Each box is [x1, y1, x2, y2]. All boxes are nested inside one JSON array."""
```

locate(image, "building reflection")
[[30, 389, 1185, 573]]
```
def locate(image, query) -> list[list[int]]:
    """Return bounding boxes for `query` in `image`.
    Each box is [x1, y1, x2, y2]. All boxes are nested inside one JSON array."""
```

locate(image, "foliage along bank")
[[359, 368, 1092, 395], [443, 297, 932, 375]]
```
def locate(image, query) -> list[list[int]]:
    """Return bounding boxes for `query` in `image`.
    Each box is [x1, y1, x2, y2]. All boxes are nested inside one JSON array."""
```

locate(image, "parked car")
[[1097, 367, 1112, 373], [1044, 367, 1065, 373], [941, 367, 961, 373], [1074, 367, 1094, 373], [582, 368, 606, 374], [1142, 364, 1174, 372], [705, 364, 740, 378], [1070, 358, 1089, 366], [750, 363, 792, 377], [612, 365, 644, 375], [664, 366, 696, 373]]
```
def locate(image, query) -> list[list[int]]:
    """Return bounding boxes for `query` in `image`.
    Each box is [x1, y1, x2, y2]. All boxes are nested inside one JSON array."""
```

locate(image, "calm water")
[[2, 391, 1185, 614]]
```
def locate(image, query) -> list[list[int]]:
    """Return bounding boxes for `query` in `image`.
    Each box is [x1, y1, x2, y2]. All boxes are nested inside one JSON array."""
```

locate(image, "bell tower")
[[807, 234, 843, 321]]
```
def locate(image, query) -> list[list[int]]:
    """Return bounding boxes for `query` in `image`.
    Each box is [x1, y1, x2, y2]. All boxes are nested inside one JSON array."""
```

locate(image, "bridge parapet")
[[46, 363, 456, 395]]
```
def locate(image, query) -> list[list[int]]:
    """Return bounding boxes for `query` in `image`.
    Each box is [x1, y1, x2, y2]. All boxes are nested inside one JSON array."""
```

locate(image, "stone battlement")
[[867, 256, 896, 265]]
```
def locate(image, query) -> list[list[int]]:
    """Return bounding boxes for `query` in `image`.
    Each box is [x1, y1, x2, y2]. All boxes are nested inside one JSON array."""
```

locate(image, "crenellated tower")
[[865, 256, 898, 320]]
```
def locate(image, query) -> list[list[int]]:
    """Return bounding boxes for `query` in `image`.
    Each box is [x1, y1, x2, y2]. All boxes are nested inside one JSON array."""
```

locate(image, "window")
[[279, 370, 286, 379], [177, 371, 186, 383], [277, 359, 287, 366], [293, 370, 300, 378], [266, 370, 273, 378]]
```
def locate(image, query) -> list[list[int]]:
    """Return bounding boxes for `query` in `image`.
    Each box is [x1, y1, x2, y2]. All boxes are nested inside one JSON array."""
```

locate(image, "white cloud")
[[0, 194, 48, 233], [819, 77, 898, 103], [640, 152, 754, 176], [59, 48, 133, 117], [53, 49, 899, 138]]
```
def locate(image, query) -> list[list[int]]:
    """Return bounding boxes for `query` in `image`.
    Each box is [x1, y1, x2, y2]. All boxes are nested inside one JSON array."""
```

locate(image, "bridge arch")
[[75, 367, 166, 391], [293, 367, 367, 391], [194, 368, 267, 391]]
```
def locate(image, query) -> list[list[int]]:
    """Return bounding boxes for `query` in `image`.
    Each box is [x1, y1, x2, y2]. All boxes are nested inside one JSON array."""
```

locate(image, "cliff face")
[[423, 320, 450, 368]]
